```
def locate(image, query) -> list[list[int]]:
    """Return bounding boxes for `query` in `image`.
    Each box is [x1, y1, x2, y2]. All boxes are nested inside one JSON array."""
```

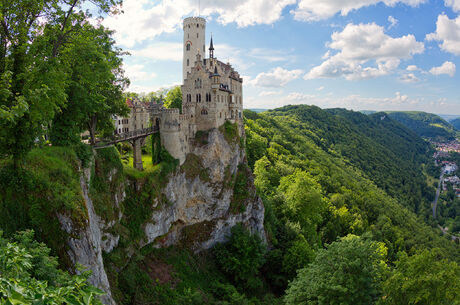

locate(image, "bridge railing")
[[95, 126, 159, 146]]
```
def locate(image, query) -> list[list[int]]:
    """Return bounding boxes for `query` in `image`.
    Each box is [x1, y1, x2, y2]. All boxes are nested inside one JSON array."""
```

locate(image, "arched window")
[[186, 43, 191, 51], [197, 24, 199, 28], [201, 109, 208, 115]]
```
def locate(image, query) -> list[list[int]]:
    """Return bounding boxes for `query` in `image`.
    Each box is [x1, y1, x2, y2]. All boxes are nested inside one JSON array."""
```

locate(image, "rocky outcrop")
[[59, 127, 265, 305], [144, 129, 265, 250], [58, 167, 116, 305]]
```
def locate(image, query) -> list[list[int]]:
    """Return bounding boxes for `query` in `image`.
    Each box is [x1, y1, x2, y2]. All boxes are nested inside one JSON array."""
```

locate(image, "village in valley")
[[433, 140, 460, 197], [431, 139, 460, 240]]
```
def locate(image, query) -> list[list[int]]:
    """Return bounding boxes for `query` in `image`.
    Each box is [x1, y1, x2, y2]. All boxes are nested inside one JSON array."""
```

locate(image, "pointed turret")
[[212, 65, 220, 90], [209, 36, 214, 59]]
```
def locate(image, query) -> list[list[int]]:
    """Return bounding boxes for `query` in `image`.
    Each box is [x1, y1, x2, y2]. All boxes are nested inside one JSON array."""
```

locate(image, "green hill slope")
[[245, 106, 458, 290], [451, 117, 460, 131], [385, 111, 457, 140]]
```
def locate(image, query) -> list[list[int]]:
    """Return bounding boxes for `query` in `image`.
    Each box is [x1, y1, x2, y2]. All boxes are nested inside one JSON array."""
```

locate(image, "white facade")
[[183, 17, 206, 81]]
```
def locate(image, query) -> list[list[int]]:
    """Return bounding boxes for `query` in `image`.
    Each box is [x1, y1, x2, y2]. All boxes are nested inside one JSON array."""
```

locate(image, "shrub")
[[213, 224, 266, 292]]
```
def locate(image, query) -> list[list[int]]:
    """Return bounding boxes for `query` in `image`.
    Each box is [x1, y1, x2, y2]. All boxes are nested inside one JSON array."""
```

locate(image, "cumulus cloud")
[[259, 90, 283, 96], [388, 16, 398, 29], [131, 42, 183, 61], [445, 0, 460, 12], [305, 23, 424, 80], [406, 65, 419, 71], [400, 73, 419, 83], [291, 0, 426, 21], [123, 64, 157, 81], [103, 0, 295, 47], [250, 67, 304, 87], [426, 14, 460, 55], [429, 61, 456, 76]]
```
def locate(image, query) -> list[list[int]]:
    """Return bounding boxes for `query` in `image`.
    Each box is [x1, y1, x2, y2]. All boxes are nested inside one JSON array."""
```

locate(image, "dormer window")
[[201, 109, 208, 115]]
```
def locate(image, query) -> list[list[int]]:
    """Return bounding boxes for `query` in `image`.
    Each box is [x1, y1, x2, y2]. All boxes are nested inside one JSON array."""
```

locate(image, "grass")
[[219, 121, 239, 144], [90, 147, 124, 223], [0, 146, 88, 268], [181, 154, 210, 182]]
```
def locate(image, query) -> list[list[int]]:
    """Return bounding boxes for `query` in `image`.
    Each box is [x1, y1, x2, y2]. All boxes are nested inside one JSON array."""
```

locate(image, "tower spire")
[[209, 35, 214, 59]]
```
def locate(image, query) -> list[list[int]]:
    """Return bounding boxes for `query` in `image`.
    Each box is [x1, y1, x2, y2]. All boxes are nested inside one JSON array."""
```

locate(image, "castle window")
[[186, 43, 191, 51], [187, 59, 189, 66], [196, 93, 201, 102], [197, 33, 199, 38], [220, 112, 222, 118], [197, 24, 199, 28], [201, 109, 208, 115]]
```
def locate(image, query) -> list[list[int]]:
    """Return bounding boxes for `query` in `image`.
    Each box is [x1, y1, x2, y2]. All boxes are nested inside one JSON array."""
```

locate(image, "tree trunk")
[[89, 115, 97, 145]]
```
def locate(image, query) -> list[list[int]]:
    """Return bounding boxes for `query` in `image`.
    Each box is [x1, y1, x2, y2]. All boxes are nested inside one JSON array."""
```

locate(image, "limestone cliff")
[[61, 125, 265, 305]]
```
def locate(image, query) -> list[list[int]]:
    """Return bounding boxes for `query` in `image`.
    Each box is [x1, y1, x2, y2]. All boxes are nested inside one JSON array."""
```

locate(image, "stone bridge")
[[93, 125, 159, 170]]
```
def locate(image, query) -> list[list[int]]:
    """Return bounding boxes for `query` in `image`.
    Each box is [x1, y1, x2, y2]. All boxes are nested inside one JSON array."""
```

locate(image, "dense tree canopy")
[[50, 24, 129, 145], [285, 235, 387, 305], [163, 86, 182, 112], [0, 0, 123, 165]]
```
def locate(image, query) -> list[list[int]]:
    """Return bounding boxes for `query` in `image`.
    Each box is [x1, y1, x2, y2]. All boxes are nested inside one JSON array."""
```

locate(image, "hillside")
[[245, 105, 459, 290], [385, 111, 457, 140], [451, 117, 460, 131]]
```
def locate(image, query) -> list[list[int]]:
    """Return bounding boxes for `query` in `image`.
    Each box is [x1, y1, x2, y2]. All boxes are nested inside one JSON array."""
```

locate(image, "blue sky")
[[99, 0, 460, 114]]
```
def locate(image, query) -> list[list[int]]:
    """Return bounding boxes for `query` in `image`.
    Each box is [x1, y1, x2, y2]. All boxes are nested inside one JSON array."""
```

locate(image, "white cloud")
[[400, 73, 419, 83], [445, 0, 460, 12], [128, 82, 180, 94], [388, 16, 398, 29], [305, 23, 424, 80], [426, 14, 460, 55], [103, 0, 295, 47], [291, 0, 426, 21], [317, 86, 325, 91], [131, 42, 183, 61], [249, 67, 304, 87], [259, 90, 283, 96], [123, 64, 157, 81], [406, 65, 419, 71], [429, 61, 456, 76]]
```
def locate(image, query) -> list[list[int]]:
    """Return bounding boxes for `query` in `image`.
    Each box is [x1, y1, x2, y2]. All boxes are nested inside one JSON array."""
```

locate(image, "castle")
[[115, 16, 244, 166]]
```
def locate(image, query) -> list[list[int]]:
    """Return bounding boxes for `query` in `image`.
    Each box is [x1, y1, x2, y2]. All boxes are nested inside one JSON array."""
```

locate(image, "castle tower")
[[183, 17, 206, 81]]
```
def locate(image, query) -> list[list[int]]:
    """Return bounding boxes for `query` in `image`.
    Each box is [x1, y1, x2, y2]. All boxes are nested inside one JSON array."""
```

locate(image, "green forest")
[[385, 111, 458, 140], [1, 0, 460, 304]]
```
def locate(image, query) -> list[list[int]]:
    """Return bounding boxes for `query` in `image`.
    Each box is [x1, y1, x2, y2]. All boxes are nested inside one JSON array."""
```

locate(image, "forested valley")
[[0, 0, 459, 304]]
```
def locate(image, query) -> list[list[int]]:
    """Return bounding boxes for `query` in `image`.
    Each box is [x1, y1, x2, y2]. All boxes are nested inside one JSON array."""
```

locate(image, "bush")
[[213, 224, 266, 292]]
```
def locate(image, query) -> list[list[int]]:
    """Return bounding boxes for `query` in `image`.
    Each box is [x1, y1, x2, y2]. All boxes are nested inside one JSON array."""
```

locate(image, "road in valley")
[[432, 170, 445, 219]]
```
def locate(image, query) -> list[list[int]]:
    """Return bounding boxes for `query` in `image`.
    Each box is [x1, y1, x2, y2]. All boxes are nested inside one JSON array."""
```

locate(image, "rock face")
[[144, 129, 265, 249], [60, 127, 265, 305], [58, 167, 117, 305]]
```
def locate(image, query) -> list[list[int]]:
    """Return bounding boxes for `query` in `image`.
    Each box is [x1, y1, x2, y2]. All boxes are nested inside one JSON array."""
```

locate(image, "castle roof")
[[209, 36, 214, 51], [126, 98, 134, 108]]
